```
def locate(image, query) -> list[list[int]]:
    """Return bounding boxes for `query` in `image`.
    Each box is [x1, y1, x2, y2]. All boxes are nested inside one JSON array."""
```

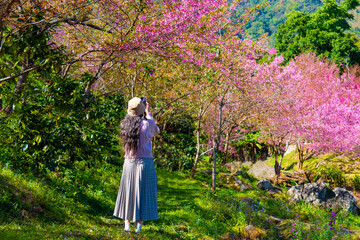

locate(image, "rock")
[[268, 216, 283, 225], [233, 178, 254, 191], [221, 232, 239, 240], [287, 182, 359, 215], [332, 187, 359, 215], [267, 187, 283, 194], [257, 179, 273, 190], [303, 182, 328, 203], [257, 179, 283, 194], [287, 185, 304, 202], [223, 162, 243, 173], [243, 225, 263, 240], [247, 161, 274, 179], [224, 161, 274, 180], [223, 174, 254, 191], [233, 169, 246, 176], [287, 182, 328, 203], [232, 169, 252, 180]]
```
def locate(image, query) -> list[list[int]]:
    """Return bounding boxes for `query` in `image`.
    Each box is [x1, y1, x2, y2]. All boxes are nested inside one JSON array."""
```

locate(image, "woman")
[[113, 97, 160, 233]]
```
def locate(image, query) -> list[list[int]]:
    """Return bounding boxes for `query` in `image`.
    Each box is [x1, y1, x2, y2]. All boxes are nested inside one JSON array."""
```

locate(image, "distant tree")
[[275, 0, 360, 65]]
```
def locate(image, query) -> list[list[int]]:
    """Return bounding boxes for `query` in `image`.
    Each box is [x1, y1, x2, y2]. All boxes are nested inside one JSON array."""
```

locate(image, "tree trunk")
[[84, 75, 98, 104], [297, 142, 304, 170], [212, 138, 217, 192], [4, 59, 31, 115], [223, 130, 230, 164], [253, 143, 257, 161], [298, 156, 304, 170], [84, 82, 93, 104], [243, 146, 249, 162], [279, 154, 284, 170], [190, 121, 201, 179], [250, 143, 255, 162], [213, 100, 224, 192], [274, 151, 281, 185]]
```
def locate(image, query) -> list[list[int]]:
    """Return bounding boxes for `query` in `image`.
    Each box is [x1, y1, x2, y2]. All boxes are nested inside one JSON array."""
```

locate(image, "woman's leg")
[[135, 220, 144, 233], [124, 219, 131, 232]]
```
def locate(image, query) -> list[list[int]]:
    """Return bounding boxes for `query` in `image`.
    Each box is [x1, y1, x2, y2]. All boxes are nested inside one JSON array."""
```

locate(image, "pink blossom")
[[268, 48, 277, 55]]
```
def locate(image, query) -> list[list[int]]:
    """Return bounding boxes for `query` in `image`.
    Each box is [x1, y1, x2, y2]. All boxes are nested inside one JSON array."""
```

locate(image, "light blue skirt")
[[113, 158, 158, 222]]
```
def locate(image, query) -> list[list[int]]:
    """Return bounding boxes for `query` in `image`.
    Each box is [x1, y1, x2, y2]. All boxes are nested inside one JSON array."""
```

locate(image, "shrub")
[[351, 175, 360, 190], [313, 166, 347, 187], [153, 116, 196, 171], [0, 74, 125, 172]]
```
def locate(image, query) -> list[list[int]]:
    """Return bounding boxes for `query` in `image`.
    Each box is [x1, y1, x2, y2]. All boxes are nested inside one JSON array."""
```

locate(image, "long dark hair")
[[120, 114, 141, 155]]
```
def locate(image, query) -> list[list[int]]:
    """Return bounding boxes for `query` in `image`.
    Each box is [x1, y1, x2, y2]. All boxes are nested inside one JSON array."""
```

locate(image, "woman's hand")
[[145, 102, 150, 115]]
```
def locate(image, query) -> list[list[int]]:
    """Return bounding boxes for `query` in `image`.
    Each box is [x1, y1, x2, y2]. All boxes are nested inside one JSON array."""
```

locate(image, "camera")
[[140, 97, 147, 118]]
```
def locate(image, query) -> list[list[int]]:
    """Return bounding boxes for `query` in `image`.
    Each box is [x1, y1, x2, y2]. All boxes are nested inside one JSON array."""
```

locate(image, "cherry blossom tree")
[[259, 53, 360, 170]]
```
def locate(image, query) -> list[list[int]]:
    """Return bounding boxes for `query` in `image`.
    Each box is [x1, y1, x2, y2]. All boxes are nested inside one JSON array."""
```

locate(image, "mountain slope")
[[237, 0, 360, 46]]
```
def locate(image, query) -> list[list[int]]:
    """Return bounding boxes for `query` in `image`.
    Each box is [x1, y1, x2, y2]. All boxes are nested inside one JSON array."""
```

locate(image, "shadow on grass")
[[39, 170, 118, 218], [0, 174, 68, 224], [77, 191, 114, 216], [154, 169, 234, 238], [58, 230, 113, 240], [157, 170, 205, 206]]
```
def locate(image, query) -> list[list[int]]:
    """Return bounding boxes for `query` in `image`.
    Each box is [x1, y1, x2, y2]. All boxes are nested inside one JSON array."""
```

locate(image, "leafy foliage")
[[0, 6, 65, 77], [313, 166, 347, 187], [350, 175, 360, 190], [236, 0, 325, 45], [233, 131, 268, 162], [0, 74, 125, 172], [275, 0, 360, 65], [154, 117, 196, 171], [236, 0, 360, 47]]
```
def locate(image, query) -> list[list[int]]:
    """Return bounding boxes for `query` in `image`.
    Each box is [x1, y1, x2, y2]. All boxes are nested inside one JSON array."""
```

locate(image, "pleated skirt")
[[113, 158, 158, 222]]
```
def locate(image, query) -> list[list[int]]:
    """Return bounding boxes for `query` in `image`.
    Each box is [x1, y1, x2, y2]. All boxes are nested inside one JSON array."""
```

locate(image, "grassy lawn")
[[1, 161, 360, 239]]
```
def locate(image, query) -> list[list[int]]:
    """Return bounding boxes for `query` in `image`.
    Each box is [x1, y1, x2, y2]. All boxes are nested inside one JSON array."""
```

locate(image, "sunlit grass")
[[1, 161, 359, 239], [266, 150, 360, 177]]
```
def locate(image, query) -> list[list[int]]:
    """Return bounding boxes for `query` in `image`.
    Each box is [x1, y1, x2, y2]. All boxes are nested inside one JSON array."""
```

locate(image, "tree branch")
[[0, 66, 40, 83], [51, 17, 112, 33]]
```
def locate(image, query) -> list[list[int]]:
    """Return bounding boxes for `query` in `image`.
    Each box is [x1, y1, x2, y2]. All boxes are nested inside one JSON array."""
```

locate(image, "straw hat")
[[127, 97, 145, 117]]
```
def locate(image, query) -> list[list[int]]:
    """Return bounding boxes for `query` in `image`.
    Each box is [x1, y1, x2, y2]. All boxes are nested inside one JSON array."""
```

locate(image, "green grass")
[[265, 151, 299, 171], [266, 151, 360, 175], [0, 161, 360, 239], [266, 151, 360, 189]]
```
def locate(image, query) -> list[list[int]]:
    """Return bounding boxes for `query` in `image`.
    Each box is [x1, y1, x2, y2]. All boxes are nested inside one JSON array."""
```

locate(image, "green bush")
[[313, 166, 347, 187], [153, 116, 196, 171], [351, 175, 360, 190], [0, 73, 125, 172]]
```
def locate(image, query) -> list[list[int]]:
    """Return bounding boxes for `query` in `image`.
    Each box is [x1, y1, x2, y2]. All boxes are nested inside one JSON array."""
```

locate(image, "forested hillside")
[[238, 0, 360, 45]]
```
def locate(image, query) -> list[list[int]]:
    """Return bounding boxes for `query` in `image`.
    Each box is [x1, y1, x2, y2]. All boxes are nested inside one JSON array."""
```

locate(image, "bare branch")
[[199, 135, 247, 157], [50, 17, 112, 33], [100, 76, 163, 97], [0, 66, 40, 83], [62, 50, 105, 66]]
